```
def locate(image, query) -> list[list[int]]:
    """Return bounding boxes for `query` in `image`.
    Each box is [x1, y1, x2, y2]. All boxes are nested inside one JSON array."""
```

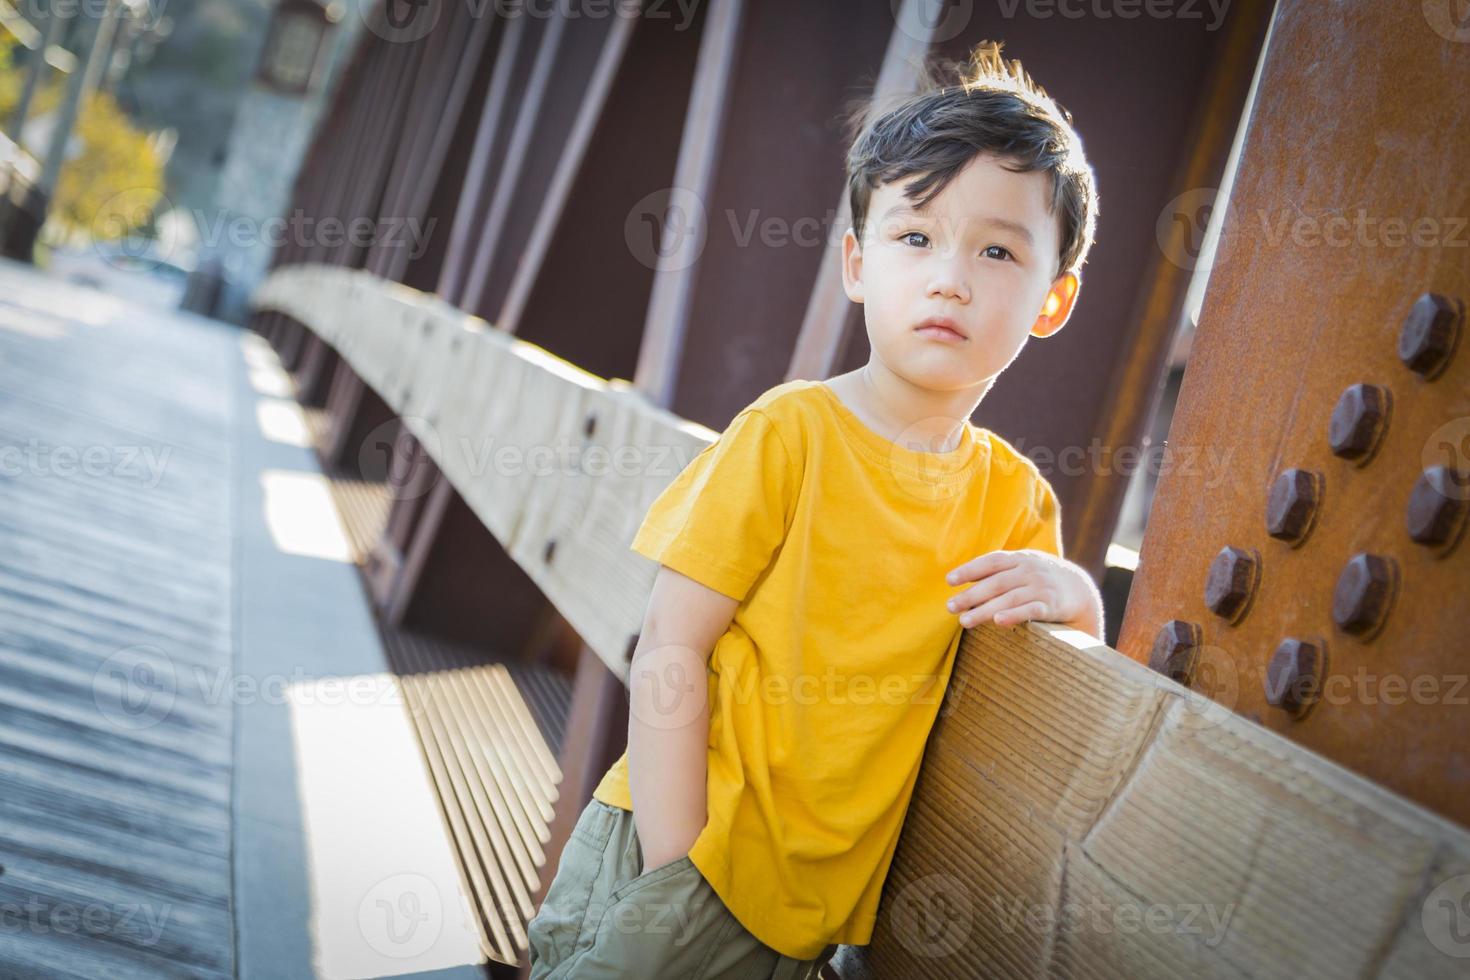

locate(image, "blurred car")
[[46, 241, 194, 310]]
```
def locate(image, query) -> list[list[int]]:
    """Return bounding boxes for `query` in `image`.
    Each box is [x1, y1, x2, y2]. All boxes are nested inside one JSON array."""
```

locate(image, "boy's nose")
[[926, 274, 970, 303]]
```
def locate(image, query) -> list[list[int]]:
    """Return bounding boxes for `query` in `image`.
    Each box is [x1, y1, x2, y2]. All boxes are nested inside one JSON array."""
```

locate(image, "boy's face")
[[841, 152, 1081, 394]]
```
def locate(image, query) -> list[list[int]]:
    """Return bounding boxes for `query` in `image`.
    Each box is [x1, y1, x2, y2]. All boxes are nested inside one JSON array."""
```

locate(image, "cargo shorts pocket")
[[561, 854, 745, 980], [527, 800, 621, 970]]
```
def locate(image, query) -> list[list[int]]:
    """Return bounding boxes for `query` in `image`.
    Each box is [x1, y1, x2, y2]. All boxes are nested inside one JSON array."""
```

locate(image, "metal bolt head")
[[1398, 293, 1461, 380], [1328, 383, 1390, 462], [584, 412, 598, 438], [543, 538, 557, 564], [1406, 466, 1470, 547], [1266, 468, 1322, 544], [1204, 546, 1259, 622], [1265, 637, 1324, 718], [1332, 552, 1395, 636], [1148, 619, 1201, 684]]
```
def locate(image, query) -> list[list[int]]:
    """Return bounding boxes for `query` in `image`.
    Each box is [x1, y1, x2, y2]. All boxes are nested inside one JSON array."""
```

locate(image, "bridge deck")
[[0, 260, 236, 978]]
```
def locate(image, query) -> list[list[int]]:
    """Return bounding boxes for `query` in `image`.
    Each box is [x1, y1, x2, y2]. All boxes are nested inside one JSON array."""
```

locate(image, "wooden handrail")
[[253, 264, 1470, 978]]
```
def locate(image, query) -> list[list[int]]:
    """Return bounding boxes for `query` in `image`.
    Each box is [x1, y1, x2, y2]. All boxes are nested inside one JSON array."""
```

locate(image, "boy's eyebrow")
[[880, 205, 1035, 246]]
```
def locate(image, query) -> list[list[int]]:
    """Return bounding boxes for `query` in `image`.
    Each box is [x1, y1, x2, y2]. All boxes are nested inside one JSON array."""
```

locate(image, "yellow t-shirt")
[[592, 378, 1063, 959]]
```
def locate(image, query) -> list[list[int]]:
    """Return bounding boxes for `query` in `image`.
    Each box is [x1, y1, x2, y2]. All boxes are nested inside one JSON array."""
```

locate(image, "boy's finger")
[[946, 549, 1021, 585], [947, 567, 1027, 613], [994, 600, 1047, 627], [958, 589, 1034, 628]]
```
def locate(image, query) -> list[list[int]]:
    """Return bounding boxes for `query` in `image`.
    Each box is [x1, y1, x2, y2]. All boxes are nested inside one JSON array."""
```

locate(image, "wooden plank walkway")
[[0, 260, 236, 979]]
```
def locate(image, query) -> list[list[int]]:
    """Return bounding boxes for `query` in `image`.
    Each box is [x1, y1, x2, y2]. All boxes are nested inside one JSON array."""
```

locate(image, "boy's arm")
[[626, 564, 739, 873]]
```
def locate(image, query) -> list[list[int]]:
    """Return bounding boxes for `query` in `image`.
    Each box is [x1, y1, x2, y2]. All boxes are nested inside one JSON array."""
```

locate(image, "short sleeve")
[[630, 408, 798, 602], [1006, 474, 1064, 558]]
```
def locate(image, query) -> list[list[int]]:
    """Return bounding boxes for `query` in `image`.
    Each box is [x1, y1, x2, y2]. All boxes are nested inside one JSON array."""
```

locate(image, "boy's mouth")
[[914, 316, 968, 342]]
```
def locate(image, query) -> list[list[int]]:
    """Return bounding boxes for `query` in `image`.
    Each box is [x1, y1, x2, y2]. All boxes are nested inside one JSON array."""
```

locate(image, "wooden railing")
[[254, 263, 1470, 979]]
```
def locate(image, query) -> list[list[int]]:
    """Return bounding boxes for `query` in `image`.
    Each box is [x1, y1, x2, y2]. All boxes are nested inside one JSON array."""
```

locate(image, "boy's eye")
[[983, 245, 1013, 261], [899, 231, 929, 248]]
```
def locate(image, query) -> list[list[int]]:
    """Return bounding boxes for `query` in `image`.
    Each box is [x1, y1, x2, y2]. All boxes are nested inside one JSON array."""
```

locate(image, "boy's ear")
[[841, 228, 864, 304], [1031, 271, 1080, 339]]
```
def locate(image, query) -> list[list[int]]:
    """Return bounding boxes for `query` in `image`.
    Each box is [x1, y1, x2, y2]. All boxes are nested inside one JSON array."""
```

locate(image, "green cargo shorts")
[[527, 799, 838, 979]]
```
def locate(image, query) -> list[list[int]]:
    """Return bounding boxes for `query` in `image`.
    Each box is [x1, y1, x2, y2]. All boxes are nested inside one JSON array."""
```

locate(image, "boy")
[[527, 40, 1104, 979]]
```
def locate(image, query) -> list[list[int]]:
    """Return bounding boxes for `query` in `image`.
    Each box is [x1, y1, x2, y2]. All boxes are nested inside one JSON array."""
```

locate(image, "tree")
[[50, 89, 166, 248]]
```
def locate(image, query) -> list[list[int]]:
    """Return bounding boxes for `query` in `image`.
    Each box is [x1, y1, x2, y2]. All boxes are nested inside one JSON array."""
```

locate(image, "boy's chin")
[[892, 356, 982, 392]]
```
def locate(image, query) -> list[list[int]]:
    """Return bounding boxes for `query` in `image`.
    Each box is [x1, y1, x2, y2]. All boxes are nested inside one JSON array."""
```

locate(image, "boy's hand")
[[945, 549, 1104, 639]]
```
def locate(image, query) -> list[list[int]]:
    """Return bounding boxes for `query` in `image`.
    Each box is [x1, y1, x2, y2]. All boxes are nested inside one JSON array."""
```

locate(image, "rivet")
[[584, 412, 598, 439], [1398, 293, 1462, 380], [1328, 383, 1390, 463], [1265, 636, 1325, 719], [544, 539, 557, 564], [1332, 552, 1396, 638], [1406, 465, 1470, 550], [1204, 546, 1259, 623], [1148, 620, 1201, 684], [1265, 468, 1323, 545]]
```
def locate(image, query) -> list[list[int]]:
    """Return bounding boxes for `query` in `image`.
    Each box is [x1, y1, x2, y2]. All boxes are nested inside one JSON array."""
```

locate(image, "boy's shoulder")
[[741, 379, 826, 418], [973, 426, 1048, 485], [728, 379, 828, 445]]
